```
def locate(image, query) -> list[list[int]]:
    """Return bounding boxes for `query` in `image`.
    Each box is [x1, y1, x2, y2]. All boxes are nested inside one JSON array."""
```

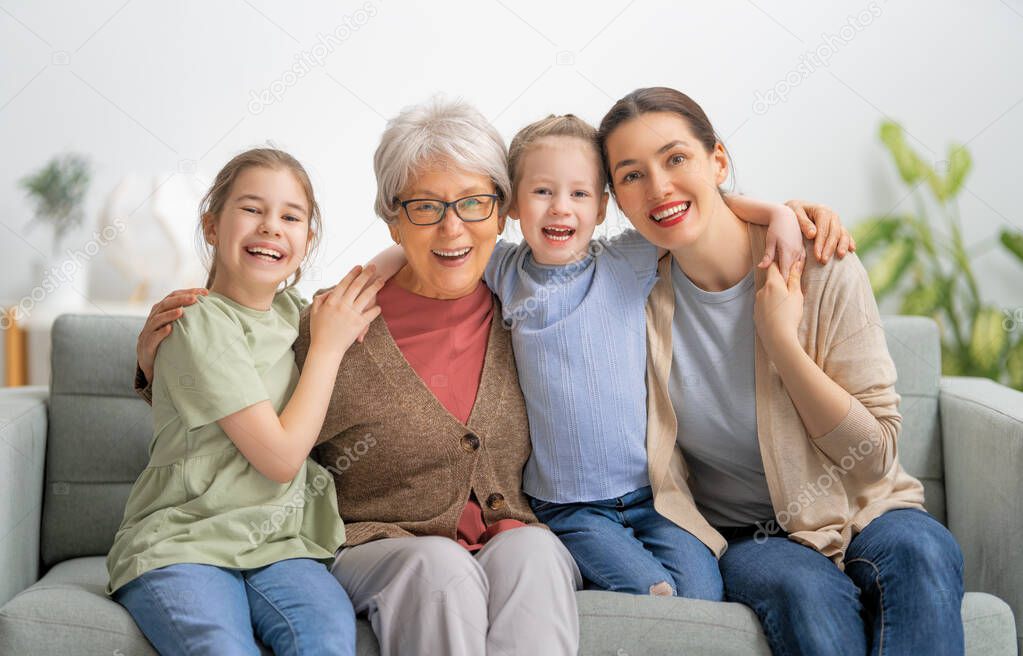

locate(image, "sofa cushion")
[[578, 587, 1016, 655], [43, 315, 152, 568], [0, 557, 380, 655], [0, 557, 1014, 655], [578, 590, 769, 653]]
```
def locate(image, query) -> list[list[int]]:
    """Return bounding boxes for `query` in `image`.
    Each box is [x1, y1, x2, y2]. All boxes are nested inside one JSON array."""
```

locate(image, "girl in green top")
[[107, 148, 383, 656]]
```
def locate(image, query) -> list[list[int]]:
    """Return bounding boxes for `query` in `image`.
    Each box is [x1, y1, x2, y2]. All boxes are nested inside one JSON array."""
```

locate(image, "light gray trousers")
[[331, 526, 582, 656]]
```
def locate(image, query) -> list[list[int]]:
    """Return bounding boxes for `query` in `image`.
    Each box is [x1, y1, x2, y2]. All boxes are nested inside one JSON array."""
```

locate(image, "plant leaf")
[[868, 239, 915, 299], [851, 216, 903, 256], [1000, 230, 1023, 264], [944, 144, 971, 198], [925, 168, 947, 203], [906, 214, 938, 258], [1007, 337, 1023, 391], [941, 343, 967, 377], [968, 307, 1009, 375], [19, 154, 91, 233], [900, 280, 946, 317], [879, 121, 930, 186]]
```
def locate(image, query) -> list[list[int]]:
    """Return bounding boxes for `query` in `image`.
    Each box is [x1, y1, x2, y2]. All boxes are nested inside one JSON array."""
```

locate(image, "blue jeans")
[[530, 485, 723, 600], [720, 508, 965, 656], [114, 558, 356, 656]]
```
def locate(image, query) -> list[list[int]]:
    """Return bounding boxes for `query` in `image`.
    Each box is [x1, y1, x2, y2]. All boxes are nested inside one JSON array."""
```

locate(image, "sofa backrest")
[[881, 316, 945, 523], [42, 314, 148, 568], [39, 313, 948, 568]]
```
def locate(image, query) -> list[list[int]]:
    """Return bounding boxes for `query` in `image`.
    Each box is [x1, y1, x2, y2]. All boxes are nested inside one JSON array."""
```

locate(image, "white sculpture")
[[91, 173, 208, 302]]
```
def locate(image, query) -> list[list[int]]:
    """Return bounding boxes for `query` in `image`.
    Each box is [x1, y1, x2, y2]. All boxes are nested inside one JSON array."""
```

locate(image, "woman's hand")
[[136, 288, 208, 382], [785, 200, 856, 263], [754, 259, 805, 356], [760, 204, 805, 279], [309, 265, 384, 361]]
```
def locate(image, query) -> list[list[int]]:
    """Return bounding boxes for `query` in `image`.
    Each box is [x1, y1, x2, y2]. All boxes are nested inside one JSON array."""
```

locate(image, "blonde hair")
[[197, 148, 321, 289], [507, 114, 605, 201]]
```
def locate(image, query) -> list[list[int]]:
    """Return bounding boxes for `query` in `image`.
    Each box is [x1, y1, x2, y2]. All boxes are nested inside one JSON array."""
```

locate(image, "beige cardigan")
[[645, 224, 925, 563]]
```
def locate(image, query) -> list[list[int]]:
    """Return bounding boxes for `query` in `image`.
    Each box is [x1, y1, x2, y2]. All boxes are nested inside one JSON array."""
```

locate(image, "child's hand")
[[759, 205, 806, 279], [136, 287, 209, 382], [309, 265, 384, 360], [754, 259, 804, 356], [785, 200, 856, 263]]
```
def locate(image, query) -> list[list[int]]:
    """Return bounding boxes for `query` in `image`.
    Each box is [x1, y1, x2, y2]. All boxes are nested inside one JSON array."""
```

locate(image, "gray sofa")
[[0, 313, 1019, 655]]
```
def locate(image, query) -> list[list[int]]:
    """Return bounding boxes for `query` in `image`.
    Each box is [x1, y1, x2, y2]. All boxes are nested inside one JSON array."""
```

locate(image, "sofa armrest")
[[940, 376, 1022, 651], [0, 386, 48, 609]]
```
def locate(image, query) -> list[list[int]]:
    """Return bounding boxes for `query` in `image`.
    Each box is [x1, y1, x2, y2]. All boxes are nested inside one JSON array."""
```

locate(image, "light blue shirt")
[[484, 230, 659, 503]]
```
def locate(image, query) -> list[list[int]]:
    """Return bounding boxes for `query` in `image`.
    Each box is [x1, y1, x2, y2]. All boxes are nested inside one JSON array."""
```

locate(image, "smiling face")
[[605, 111, 729, 252], [512, 136, 608, 266], [388, 162, 505, 299], [203, 166, 311, 304]]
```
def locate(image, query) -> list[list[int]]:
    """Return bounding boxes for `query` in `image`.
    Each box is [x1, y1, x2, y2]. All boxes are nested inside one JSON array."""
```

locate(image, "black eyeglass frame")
[[397, 193, 500, 226]]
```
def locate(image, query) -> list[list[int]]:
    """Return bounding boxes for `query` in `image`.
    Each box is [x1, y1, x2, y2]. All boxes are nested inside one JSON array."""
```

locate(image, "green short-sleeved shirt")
[[106, 288, 346, 594]]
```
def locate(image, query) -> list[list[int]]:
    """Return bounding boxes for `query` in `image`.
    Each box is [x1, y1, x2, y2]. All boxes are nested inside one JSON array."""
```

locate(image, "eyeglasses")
[[397, 194, 499, 226]]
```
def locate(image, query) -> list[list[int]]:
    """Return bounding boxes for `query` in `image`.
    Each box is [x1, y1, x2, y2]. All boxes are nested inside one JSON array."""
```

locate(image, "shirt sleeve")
[[153, 299, 269, 431], [605, 229, 660, 296], [287, 286, 310, 313], [133, 364, 153, 405], [483, 239, 522, 302], [811, 257, 900, 484], [274, 286, 308, 329]]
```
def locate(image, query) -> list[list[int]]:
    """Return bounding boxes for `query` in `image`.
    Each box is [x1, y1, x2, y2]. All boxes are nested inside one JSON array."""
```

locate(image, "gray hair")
[[373, 97, 511, 224]]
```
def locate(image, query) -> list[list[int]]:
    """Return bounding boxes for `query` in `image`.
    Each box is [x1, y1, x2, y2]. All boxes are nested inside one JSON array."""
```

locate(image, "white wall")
[[2, 0, 1021, 311]]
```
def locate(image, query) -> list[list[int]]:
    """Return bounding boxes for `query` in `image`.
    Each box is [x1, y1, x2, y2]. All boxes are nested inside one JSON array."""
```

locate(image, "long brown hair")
[[198, 148, 321, 289], [596, 87, 731, 196]]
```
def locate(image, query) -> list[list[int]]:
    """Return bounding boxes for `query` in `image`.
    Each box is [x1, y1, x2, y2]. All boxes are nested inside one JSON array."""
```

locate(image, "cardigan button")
[[486, 493, 506, 510], [461, 433, 481, 452]]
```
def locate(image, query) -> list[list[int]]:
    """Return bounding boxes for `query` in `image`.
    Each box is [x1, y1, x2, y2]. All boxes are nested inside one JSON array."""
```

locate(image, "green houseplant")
[[20, 153, 91, 252], [853, 121, 1023, 390], [16, 153, 93, 314]]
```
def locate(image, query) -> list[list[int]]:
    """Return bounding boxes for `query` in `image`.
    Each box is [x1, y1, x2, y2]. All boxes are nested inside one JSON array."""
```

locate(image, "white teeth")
[[542, 226, 575, 241], [246, 246, 283, 260], [432, 247, 471, 257], [651, 201, 691, 221]]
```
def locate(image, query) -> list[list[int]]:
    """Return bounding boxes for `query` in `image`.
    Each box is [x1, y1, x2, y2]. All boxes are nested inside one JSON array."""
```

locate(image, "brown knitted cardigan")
[[292, 295, 540, 546]]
